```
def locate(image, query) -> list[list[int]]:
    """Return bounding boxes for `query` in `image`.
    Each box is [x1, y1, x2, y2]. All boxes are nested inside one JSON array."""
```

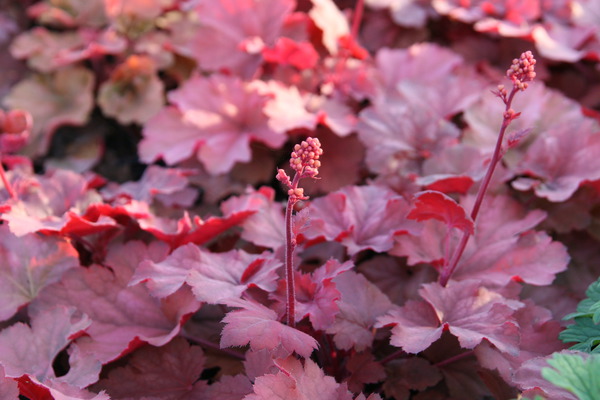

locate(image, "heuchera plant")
[[2, 0, 600, 399]]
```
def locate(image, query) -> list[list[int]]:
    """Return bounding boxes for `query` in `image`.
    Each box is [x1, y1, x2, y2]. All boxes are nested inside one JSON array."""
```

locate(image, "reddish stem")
[[350, 0, 365, 40], [181, 329, 246, 360], [439, 87, 518, 287], [0, 157, 16, 200], [380, 349, 407, 365], [285, 173, 301, 327], [433, 350, 475, 368]]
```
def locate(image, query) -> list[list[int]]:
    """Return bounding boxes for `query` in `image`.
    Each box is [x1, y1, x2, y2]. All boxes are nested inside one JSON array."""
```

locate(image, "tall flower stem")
[[0, 157, 16, 200], [276, 138, 323, 326], [439, 51, 536, 287], [284, 174, 300, 327]]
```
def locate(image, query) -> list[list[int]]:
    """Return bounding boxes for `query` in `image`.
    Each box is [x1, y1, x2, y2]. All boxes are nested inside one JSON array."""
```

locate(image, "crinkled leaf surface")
[[183, 0, 295, 78], [140, 74, 285, 174], [407, 190, 474, 234], [326, 271, 393, 351], [377, 280, 520, 355], [304, 184, 415, 255], [221, 299, 318, 359], [475, 300, 566, 384], [220, 186, 285, 250], [285, 259, 354, 330], [93, 337, 208, 399], [245, 356, 353, 400], [132, 244, 281, 303], [0, 225, 79, 322], [513, 120, 600, 202], [394, 194, 567, 286], [30, 241, 201, 364], [101, 165, 196, 207], [137, 209, 254, 249], [2, 168, 106, 237], [0, 306, 99, 387]]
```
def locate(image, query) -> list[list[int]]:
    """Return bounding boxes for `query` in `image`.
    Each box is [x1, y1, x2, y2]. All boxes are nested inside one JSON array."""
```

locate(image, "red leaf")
[[138, 210, 254, 249], [407, 190, 474, 234], [262, 37, 319, 69]]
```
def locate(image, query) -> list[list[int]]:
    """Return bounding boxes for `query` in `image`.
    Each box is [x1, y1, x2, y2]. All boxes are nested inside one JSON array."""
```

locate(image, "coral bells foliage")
[[3, 0, 600, 398]]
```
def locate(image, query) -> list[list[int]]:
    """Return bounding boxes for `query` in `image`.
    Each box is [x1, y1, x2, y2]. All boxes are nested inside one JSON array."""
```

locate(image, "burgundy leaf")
[[93, 337, 208, 399]]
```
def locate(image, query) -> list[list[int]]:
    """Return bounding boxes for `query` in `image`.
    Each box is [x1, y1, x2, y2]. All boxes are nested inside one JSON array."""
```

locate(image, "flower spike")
[[276, 137, 323, 327]]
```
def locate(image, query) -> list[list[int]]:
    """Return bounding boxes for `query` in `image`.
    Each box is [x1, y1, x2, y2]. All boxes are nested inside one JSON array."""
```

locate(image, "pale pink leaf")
[[138, 106, 202, 166], [132, 244, 281, 303], [357, 93, 460, 176], [0, 225, 79, 321], [141, 74, 285, 174], [181, 0, 295, 78], [309, 0, 350, 55], [187, 248, 282, 304], [102, 165, 196, 206], [513, 351, 580, 400], [220, 186, 285, 249], [0, 306, 95, 384], [513, 119, 600, 202]]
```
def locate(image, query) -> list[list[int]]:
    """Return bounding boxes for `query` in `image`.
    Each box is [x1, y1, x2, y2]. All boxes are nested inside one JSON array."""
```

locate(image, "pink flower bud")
[[507, 51, 536, 91]]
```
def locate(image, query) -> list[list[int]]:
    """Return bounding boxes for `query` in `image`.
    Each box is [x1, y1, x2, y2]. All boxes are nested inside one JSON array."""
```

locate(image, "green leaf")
[[564, 279, 600, 323], [559, 317, 600, 353], [541, 352, 600, 400]]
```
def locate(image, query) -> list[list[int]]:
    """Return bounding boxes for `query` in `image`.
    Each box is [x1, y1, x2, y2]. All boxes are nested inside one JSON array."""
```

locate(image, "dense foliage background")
[[1, 0, 600, 399]]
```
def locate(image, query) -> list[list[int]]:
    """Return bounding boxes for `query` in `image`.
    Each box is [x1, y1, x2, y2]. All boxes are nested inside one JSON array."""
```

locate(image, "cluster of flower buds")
[[507, 50, 536, 91], [276, 137, 323, 202], [290, 137, 323, 179]]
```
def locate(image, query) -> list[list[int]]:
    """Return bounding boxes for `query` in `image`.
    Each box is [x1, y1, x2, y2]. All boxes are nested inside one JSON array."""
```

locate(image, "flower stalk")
[[439, 51, 536, 287], [276, 137, 323, 327]]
